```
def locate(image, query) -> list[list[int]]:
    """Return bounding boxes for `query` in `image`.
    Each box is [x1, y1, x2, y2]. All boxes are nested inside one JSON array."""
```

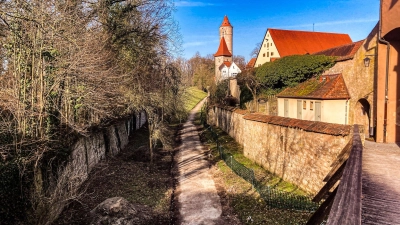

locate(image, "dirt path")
[[362, 141, 400, 224], [175, 98, 223, 225]]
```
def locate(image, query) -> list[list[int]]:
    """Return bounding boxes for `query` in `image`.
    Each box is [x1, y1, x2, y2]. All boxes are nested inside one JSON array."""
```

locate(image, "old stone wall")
[[208, 105, 355, 194], [47, 113, 147, 223]]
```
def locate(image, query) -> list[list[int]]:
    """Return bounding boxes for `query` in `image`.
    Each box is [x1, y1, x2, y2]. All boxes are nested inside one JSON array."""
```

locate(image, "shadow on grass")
[[196, 112, 316, 224]]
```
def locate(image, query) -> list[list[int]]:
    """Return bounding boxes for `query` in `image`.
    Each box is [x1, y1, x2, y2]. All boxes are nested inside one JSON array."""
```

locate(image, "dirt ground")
[[53, 117, 242, 224], [53, 127, 175, 225]]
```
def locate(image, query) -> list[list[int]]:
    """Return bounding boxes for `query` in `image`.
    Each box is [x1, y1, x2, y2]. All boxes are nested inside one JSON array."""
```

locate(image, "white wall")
[[322, 99, 349, 125], [278, 98, 349, 124], [255, 30, 280, 67]]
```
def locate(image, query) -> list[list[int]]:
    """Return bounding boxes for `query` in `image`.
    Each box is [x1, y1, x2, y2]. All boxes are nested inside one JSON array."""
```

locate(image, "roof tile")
[[242, 113, 351, 136], [221, 15, 232, 27], [277, 74, 350, 99], [214, 37, 232, 57], [313, 40, 364, 61], [246, 58, 256, 69], [269, 29, 352, 57]]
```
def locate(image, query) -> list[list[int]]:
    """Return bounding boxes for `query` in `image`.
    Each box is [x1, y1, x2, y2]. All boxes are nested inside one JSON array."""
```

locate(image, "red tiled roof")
[[246, 58, 256, 68], [221, 15, 232, 27], [313, 40, 364, 61], [219, 61, 232, 70], [277, 74, 350, 100], [214, 37, 232, 57], [270, 57, 279, 62], [269, 29, 352, 57]]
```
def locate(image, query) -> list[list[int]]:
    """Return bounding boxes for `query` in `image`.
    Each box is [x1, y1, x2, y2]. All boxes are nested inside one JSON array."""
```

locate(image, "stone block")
[[116, 121, 129, 150], [85, 132, 106, 172]]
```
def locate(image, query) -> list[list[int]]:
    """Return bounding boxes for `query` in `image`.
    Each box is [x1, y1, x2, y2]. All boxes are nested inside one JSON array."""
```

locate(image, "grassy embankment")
[[195, 112, 314, 224], [182, 87, 208, 112]]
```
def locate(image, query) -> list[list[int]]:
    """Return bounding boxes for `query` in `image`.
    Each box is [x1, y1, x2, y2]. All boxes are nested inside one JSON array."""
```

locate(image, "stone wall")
[[47, 113, 147, 224], [322, 26, 377, 136], [208, 105, 356, 194]]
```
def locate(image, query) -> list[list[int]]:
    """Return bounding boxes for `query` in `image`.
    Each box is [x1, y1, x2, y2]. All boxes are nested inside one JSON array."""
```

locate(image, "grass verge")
[[195, 112, 313, 224], [182, 87, 208, 112]]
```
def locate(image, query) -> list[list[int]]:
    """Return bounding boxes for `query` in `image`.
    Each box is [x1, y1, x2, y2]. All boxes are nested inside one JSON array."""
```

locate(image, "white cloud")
[[175, 1, 215, 7]]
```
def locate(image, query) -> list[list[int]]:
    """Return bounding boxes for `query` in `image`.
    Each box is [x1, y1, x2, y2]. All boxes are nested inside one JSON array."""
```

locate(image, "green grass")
[[202, 125, 307, 195], [182, 87, 207, 112], [198, 119, 313, 224]]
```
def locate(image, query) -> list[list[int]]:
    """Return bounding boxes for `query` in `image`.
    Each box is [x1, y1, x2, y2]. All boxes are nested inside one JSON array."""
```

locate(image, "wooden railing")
[[307, 125, 363, 225]]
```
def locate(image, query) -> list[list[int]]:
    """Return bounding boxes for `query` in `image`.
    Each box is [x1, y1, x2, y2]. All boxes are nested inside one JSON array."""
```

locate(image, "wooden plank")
[[329, 138, 353, 168], [313, 161, 345, 203], [326, 125, 362, 225], [307, 187, 338, 225], [324, 156, 348, 183]]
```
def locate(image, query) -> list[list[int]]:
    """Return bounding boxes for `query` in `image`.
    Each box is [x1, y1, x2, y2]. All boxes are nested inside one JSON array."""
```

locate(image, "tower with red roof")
[[214, 16, 233, 82]]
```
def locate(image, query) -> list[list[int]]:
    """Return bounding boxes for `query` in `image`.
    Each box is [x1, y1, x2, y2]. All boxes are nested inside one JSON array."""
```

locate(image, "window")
[[310, 101, 314, 110], [267, 43, 269, 47], [303, 101, 307, 109], [267, 52, 269, 57], [271, 52, 274, 56], [264, 44, 266, 47], [263, 53, 265, 57]]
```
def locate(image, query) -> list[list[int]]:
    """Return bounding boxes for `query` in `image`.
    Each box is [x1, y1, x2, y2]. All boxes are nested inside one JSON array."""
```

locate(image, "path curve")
[[175, 98, 222, 225]]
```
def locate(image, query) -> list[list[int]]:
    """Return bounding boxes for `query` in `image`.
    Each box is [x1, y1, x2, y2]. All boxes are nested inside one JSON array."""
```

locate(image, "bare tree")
[[233, 55, 246, 69], [250, 42, 262, 58], [0, 0, 183, 223]]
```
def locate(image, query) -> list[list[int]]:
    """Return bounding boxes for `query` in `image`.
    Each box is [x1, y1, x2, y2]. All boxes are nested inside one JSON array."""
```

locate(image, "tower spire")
[[221, 15, 232, 27]]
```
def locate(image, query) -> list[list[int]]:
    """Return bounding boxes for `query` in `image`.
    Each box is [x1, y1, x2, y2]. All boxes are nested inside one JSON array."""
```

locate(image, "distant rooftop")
[[219, 61, 232, 70], [246, 58, 256, 69], [313, 40, 364, 61]]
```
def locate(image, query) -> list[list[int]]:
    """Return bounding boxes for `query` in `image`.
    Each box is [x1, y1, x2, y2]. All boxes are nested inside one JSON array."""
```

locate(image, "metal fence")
[[200, 107, 319, 212]]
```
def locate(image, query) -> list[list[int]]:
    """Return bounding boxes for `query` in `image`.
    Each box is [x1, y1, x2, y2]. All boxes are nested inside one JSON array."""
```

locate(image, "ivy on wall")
[[255, 55, 336, 94]]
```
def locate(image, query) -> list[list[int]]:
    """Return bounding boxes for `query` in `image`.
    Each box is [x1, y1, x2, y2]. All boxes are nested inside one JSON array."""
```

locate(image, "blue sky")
[[173, 0, 380, 62]]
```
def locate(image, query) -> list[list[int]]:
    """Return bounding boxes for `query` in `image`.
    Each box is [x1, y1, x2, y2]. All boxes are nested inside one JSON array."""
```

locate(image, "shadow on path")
[[362, 141, 400, 224], [175, 98, 223, 225]]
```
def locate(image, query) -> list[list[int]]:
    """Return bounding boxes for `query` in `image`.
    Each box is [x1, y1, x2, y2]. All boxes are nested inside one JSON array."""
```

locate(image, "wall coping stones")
[[233, 108, 250, 115], [212, 105, 351, 136]]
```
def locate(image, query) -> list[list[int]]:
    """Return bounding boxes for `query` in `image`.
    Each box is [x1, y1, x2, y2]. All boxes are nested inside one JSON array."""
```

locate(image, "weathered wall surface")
[[47, 113, 147, 223], [323, 26, 377, 136], [208, 105, 356, 194]]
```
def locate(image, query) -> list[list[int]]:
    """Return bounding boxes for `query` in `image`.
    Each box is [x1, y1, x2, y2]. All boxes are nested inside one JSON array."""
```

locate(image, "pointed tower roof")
[[220, 15, 232, 27], [214, 37, 232, 57]]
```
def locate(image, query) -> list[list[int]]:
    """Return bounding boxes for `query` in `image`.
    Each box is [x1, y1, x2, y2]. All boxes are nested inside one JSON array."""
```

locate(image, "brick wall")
[[208, 105, 356, 194]]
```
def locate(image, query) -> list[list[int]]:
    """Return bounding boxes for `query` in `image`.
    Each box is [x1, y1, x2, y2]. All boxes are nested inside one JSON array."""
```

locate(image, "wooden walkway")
[[362, 141, 400, 224]]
